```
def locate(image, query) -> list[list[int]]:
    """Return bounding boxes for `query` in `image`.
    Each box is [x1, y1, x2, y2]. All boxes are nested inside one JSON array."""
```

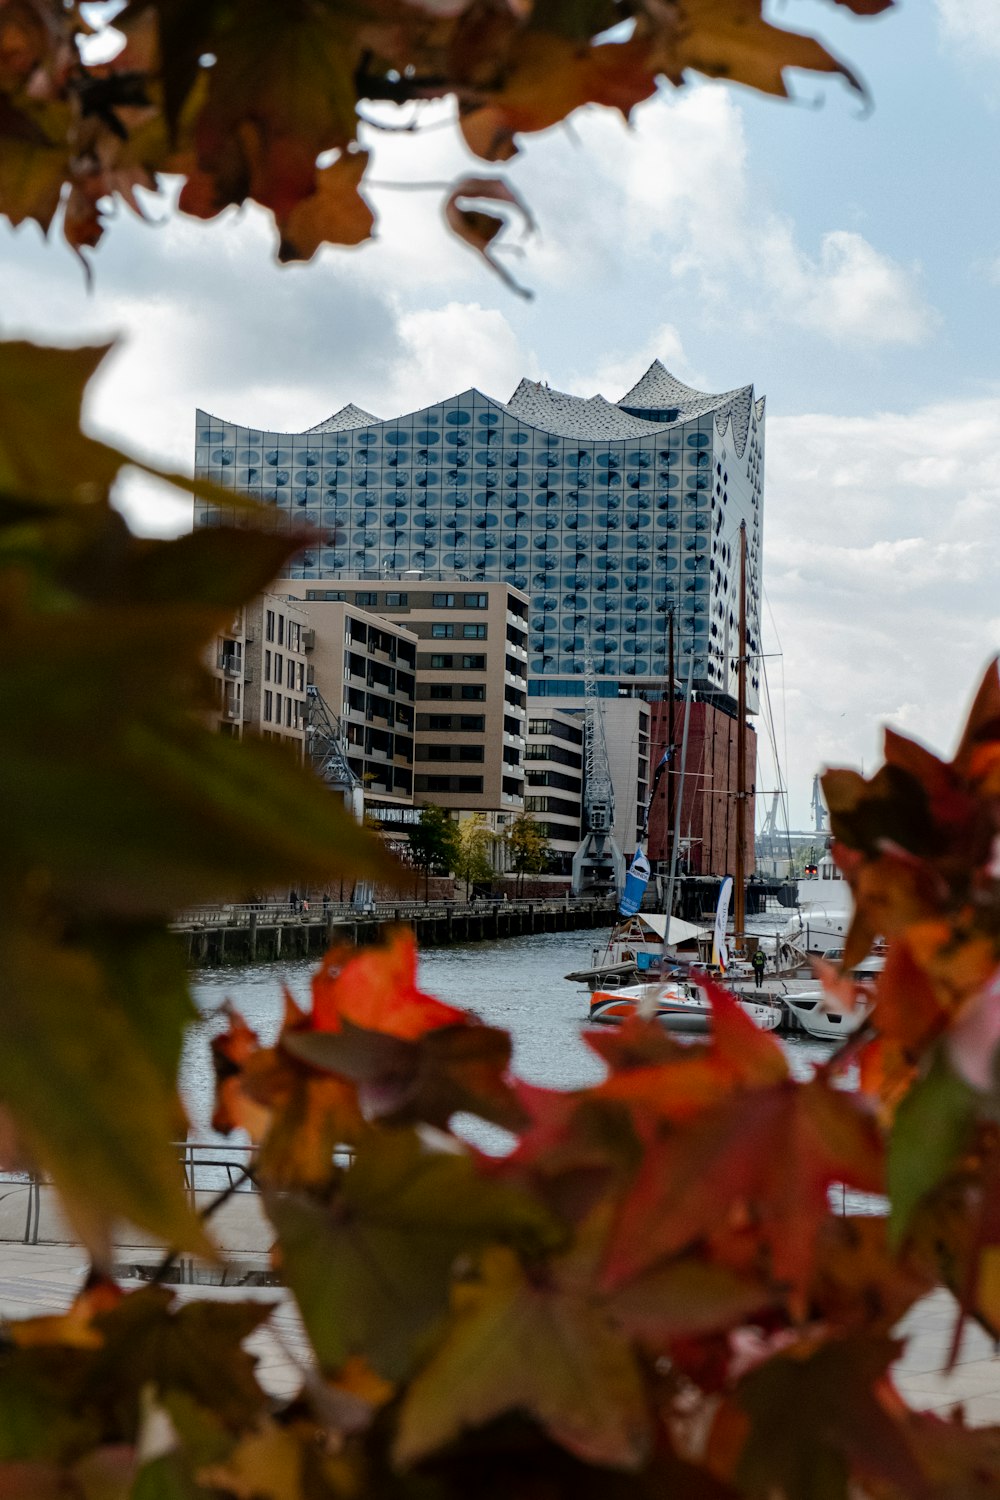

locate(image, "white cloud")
[[763, 395, 1000, 823], [936, 0, 1000, 62]]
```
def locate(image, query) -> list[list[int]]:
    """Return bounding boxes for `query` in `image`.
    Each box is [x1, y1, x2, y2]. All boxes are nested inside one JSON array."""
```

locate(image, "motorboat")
[[782, 952, 885, 1040], [588, 978, 782, 1035]]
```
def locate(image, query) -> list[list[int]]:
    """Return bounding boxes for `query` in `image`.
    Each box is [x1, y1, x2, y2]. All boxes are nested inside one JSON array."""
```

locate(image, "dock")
[[171, 896, 617, 967]]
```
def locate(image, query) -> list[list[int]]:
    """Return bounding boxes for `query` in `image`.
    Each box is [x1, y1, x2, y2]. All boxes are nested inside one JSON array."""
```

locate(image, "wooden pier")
[[171, 897, 617, 967]]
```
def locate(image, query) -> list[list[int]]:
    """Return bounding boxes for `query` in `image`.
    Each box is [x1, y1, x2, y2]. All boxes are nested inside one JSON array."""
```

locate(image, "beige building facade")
[[287, 597, 417, 807], [205, 594, 309, 759], [291, 581, 528, 817]]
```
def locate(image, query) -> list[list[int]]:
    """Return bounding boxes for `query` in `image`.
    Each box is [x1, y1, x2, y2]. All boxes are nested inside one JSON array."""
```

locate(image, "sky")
[[1, 0, 996, 828]]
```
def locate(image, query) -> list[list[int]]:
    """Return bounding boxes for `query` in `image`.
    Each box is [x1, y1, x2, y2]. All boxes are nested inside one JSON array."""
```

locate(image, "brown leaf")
[[443, 175, 535, 296], [277, 148, 373, 262]]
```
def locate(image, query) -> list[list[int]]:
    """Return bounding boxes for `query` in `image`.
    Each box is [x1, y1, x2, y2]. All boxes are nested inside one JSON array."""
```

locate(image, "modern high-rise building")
[[193, 361, 764, 712]]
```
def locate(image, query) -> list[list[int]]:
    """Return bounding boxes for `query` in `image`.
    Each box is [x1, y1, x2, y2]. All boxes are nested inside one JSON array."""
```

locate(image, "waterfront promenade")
[[171, 895, 617, 966], [0, 1237, 998, 1420]]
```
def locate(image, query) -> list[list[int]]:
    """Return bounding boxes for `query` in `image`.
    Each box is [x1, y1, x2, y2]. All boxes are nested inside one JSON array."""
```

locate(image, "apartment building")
[[289, 597, 417, 806], [524, 709, 584, 874], [206, 594, 309, 759], [286, 580, 528, 817]]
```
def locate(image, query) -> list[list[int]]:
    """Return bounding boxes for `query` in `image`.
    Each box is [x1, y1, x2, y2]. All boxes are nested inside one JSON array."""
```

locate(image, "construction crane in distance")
[[304, 685, 364, 824], [571, 656, 626, 897]]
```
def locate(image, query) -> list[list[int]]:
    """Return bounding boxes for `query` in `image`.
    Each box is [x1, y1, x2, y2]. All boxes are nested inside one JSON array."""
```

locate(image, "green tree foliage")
[[453, 813, 496, 899], [506, 810, 552, 894], [407, 804, 460, 901]]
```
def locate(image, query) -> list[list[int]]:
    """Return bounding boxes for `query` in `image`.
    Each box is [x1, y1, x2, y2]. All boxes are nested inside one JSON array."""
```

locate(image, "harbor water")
[[186, 926, 838, 1143]]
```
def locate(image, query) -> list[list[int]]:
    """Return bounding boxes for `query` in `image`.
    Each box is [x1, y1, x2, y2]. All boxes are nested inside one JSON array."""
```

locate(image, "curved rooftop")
[[202, 361, 763, 456]]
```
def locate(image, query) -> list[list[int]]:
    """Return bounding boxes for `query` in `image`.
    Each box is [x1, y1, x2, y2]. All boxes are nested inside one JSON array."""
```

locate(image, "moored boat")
[[589, 979, 782, 1035], [782, 952, 884, 1039]]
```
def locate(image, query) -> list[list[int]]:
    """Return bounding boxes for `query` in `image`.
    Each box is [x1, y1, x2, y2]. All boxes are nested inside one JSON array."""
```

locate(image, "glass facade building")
[[194, 361, 764, 710]]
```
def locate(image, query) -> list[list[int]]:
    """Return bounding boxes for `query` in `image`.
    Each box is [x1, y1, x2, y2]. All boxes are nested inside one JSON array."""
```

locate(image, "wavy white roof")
[[207, 361, 762, 456], [306, 403, 380, 434], [506, 380, 669, 440], [508, 360, 762, 456]]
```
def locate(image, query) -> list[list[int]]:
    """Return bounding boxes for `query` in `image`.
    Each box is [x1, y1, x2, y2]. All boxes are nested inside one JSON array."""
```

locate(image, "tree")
[[15, 336, 1000, 1500], [507, 809, 552, 895], [453, 813, 496, 899], [408, 804, 460, 901], [0, 0, 889, 287]]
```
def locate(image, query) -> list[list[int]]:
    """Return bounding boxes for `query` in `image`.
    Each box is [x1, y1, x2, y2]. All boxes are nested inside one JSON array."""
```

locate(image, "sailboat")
[[587, 528, 782, 1034]]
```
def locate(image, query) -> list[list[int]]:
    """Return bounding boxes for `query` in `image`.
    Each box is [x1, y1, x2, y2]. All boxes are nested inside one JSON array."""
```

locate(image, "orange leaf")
[[310, 930, 466, 1039]]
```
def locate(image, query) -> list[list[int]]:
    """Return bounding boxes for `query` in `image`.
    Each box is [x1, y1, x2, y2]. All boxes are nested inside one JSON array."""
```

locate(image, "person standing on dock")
[[751, 946, 766, 989]]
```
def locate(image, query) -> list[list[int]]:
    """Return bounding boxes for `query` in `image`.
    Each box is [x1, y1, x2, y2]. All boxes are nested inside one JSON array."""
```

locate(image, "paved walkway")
[[0, 1243, 308, 1400], [1, 1243, 999, 1418]]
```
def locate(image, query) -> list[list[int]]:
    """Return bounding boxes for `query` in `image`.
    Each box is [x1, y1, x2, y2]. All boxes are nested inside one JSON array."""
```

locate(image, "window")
[[266, 609, 275, 643], [264, 690, 272, 719], [462, 623, 487, 639], [264, 650, 271, 682], [286, 699, 293, 728], [278, 614, 285, 646], [297, 662, 305, 691], [432, 593, 455, 608], [431, 623, 454, 639], [464, 592, 488, 608], [385, 592, 408, 606], [428, 715, 451, 730], [429, 685, 452, 700], [461, 684, 486, 701], [356, 591, 378, 606], [274, 693, 282, 723], [305, 589, 345, 601], [460, 655, 486, 669], [459, 715, 485, 731], [274, 654, 283, 686], [430, 654, 451, 669], [289, 623, 301, 653]]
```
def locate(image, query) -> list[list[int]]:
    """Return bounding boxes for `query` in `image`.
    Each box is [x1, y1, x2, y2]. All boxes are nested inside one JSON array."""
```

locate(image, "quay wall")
[[171, 897, 617, 968]]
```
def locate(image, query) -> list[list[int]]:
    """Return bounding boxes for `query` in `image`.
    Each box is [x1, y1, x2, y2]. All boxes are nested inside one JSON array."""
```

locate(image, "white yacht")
[[783, 853, 853, 955], [783, 952, 885, 1040]]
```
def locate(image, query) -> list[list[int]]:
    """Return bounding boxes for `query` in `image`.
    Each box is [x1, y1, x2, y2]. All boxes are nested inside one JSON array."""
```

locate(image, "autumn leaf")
[[443, 176, 535, 296], [602, 1074, 883, 1297], [309, 931, 468, 1039], [277, 148, 373, 262], [394, 1246, 649, 1470], [888, 1047, 978, 1247], [735, 1334, 925, 1499], [269, 1129, 562, 1380]]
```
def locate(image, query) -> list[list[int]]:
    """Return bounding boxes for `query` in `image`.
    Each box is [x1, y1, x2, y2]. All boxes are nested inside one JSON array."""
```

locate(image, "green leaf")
[[0, 928, 207, 1258], [394, 1246, 649, 1470], [1, 609, 394, 917], [888, 1048, 978, 1247], [269, 1131, 562, 1380], [0, 342, 122, 506]]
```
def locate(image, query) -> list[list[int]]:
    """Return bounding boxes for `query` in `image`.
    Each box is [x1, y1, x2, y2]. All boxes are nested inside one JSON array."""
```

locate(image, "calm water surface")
[[185, 928, 834, 1143]]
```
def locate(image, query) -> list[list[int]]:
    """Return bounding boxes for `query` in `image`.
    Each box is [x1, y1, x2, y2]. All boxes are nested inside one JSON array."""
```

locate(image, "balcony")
[[218, 655, 242, 677]]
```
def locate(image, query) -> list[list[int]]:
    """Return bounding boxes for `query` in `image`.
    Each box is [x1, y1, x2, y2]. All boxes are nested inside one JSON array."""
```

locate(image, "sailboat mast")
[[734, 521, 748, 951], [667, 609, 675, 872]]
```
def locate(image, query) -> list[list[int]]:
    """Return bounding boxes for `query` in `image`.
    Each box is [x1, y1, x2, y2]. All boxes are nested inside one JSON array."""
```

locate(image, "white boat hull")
[[784, 992, 872, 1040], [589, 982, 781, 1034]]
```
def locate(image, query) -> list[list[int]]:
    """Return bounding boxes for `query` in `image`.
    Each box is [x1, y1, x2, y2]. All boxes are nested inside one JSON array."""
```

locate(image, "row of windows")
[[414, 775, 485, 794], [430, 623, 487, 640], [524, 743, 583, 769], [421, 683, 487, 702], [419, 653, 487, 671], [415, 745, 485, 763], [264, 650, 305, 691], [415, 714, 486, 732], [262, 691, 305, 730], [524, 796, 580, 818], [264, 610, 303, 652], [527, 717, 583, 744]]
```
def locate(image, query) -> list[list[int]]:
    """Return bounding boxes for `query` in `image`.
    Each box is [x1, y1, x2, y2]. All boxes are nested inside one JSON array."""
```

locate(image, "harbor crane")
[[304, 686, 375, 910], [571, 656, 626, 897]]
